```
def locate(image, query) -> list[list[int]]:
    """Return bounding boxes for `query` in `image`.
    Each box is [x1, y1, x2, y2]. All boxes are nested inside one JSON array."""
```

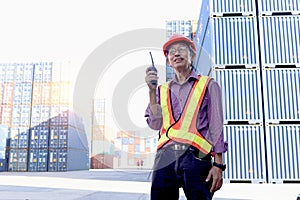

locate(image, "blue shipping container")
[[194, 16, 259, 74], [262, 68, 300, 123], [259, 16, 300, 67], [0, 158, 7, 171], [265, 124, 300, 183], [223, 125, 267, 183], [28, 148, 48, 172], [212, 68, 263, 124], [210, 0, 256, 16], [258, 0, 300, 15]]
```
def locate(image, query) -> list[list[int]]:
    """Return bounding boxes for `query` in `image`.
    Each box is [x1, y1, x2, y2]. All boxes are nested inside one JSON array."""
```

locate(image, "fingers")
[[207, 167, 223, 193], [145, 67, 158, 89]]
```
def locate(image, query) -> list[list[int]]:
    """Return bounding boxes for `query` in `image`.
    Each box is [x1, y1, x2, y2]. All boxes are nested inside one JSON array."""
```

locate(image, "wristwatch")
[[213, 162, 226, 171]]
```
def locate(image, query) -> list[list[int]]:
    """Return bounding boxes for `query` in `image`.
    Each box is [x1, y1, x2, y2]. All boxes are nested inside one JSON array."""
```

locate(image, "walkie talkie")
[[149, 52, 157, 86]]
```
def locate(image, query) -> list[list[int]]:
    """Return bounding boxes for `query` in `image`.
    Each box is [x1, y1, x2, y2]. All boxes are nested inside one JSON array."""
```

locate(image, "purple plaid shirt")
[[145, 70, 227, 153]]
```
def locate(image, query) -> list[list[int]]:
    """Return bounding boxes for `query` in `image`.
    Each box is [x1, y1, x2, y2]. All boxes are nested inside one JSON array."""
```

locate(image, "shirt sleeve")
[[144, 88, 163, 130], [207, 80, 228, 153]]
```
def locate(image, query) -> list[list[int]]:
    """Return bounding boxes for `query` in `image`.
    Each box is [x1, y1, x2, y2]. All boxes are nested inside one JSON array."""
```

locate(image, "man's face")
[[166, 42, 192, 72]]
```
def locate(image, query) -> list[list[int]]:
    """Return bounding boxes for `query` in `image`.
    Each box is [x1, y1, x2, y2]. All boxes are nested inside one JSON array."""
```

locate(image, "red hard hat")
[[163, 34, 196, 57]]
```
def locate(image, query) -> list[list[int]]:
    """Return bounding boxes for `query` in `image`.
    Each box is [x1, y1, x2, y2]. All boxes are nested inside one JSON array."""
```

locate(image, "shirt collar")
[[172, 70, 199, 84]]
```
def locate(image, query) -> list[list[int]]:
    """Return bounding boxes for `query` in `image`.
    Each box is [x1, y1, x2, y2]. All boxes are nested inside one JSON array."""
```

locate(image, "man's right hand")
[[145, 66, 158, 90]]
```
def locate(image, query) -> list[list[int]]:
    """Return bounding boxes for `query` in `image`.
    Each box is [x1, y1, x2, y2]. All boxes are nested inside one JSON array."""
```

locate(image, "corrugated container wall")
[[258, 0, 300, 15], [259, 16, 300, 67], [211, 0, 256, 16], [262, 68, 300, 123], [265, 124, 300, 183], [194, 16, 260, 75], [223, 125, 267, 183], [212, 68, 263, 124]]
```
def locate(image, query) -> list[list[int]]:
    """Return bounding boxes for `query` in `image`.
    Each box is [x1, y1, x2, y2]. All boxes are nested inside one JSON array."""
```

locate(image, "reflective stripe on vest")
[[158, 76, 213, 155]]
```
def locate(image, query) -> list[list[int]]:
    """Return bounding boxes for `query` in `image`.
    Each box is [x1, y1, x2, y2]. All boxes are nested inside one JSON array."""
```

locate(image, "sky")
[[0, 0, 203, 138]]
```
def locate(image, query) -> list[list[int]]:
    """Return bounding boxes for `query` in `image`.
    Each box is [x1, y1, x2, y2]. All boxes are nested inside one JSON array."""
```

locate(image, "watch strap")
[[213, 162, 226, 171]]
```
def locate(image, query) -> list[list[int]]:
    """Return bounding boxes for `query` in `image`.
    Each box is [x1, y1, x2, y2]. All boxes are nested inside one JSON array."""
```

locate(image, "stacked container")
[[257, 1, 300, 183], [9, 63, 33, 171], [0, 61, 89, 172], [0, 125, 9, 171], [91, 99, 114, 169], [47, 82, 89, 172], [194, 0, 300, 183], [194, 0, 266, 183], [114, 130, 154, 169]]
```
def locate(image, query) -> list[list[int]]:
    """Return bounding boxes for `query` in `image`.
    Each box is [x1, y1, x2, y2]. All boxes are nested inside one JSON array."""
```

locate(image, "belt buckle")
[[174, 144, 186, 151]]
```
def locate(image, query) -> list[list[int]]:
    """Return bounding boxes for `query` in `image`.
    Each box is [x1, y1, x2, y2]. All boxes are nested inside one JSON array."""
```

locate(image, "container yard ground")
[[0, 169, 299, 200]]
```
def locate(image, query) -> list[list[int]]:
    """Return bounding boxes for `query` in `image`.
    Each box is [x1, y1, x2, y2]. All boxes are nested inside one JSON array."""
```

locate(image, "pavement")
[[0, 169, 299, 200]]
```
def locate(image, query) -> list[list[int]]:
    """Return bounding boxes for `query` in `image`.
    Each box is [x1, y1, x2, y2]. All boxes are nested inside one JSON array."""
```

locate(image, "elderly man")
[[145, 34, 227, 200]]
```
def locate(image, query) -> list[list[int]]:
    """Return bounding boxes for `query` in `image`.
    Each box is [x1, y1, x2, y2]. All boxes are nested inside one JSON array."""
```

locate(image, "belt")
[[166, 143, 212, 161]]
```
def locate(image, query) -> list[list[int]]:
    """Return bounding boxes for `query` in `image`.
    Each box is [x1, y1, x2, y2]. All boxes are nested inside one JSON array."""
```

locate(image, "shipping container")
[[259, 16, 300, 67], [0, 125, 9, 145], [28, 148, 48, 172], [11, 104, 31, 127], [30, 125, 49, 148], [23, 63, 34, 82], [41, 83, 51, 104], [50, 108, 85, 129], [258, 0, 300, 15], [166, 20, 192, 40], [43, 62, 53, 82], [48, 148, 88, 171], [49, 125, 88, 150], [194, 16, 259, 74], [4, 64, 15, 83], [212, 68, 263, 124], [8, 148, 28, 171], [9, 127, 29, 149], [223, 125, 267, 183], [50, 82, 70, 104], [0, 64, 5, 82], [91, 154, 113, 169], [12, 82, 33, 105], [265, 124, 300, 183], [2, 83, 14, 104], [0, 105, 13, 126], [0, 158, 7, 171], [15, 64, 24, 83], [33, 62, 52, 82], [210, 0, 256, 16], [262, 68, 300, 123], [194, 0, 210, 51]]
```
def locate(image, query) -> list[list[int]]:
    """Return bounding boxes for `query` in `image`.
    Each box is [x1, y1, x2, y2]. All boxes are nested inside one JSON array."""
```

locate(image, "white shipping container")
[[258, 0, 300, 15], [262, 68, 300, 123], [194, 16, 259, 73], [212, 68, 263, 124], [223, 125, 267, 183], [265, 124, 300, 183], [211, 0, 256, 16], [259, 16, 300, 67]]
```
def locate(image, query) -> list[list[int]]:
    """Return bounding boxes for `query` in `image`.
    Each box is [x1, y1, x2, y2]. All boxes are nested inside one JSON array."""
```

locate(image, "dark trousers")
[[151, 147, 213, 200]]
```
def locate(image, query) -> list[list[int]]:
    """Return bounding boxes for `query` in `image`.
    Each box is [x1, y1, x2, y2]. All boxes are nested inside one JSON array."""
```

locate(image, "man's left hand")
[[205, 166, 223, 193]]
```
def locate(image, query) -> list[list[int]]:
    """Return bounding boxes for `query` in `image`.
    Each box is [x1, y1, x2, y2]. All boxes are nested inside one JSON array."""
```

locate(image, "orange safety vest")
[[158, 75, 213, 155]]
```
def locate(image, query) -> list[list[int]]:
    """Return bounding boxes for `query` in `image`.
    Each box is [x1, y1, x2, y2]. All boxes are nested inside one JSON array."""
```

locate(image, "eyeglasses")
[[167, 46, 188, 55]]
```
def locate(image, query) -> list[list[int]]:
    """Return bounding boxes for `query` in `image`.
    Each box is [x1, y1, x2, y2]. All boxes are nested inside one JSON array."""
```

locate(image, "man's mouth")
[[174, 57, 184, 63]]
